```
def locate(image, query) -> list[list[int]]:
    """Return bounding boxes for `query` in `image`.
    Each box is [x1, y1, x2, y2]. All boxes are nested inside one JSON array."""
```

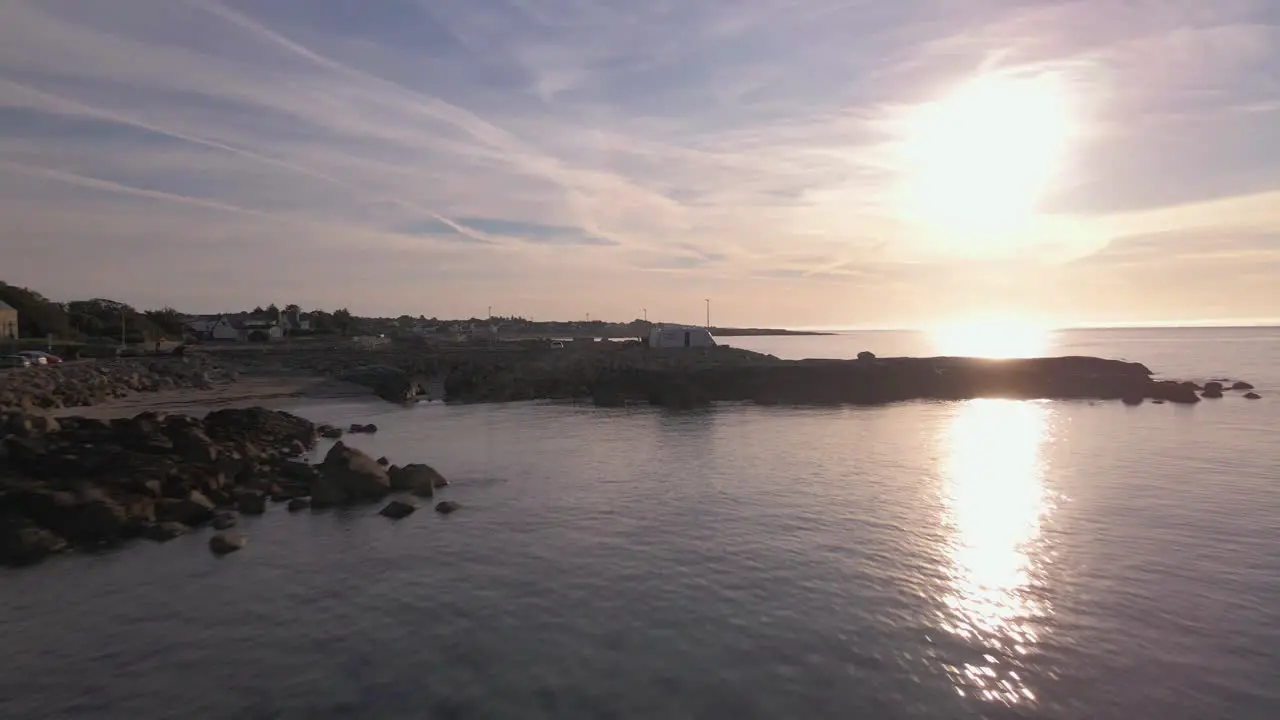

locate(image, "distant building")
[[184, 314, 282, 341], [0, 300, 17, 340], [648, 324, 716, 348]]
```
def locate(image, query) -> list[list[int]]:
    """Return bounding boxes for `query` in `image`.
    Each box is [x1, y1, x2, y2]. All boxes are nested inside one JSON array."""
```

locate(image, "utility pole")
[[705, 298, 710, 328], [642, 308, 647, 322], [487, 305, 492, 320]]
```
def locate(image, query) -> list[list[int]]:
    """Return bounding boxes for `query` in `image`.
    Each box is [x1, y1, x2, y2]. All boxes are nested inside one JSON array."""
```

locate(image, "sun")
[[897, 71, 1076, 253], [930, 317, 1054, 359]]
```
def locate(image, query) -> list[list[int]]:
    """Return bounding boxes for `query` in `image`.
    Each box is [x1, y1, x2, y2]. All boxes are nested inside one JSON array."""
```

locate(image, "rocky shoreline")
[[0, 407, 451, 567], [1, 342, 1261, 416], [0, 355, 239, 412]]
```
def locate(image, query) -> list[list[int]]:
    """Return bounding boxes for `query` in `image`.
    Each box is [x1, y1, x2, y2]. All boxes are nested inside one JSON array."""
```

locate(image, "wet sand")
[[53, 374, 374, 420]]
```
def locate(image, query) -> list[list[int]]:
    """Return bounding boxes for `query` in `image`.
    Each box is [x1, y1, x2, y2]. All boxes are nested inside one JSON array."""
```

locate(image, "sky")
[[1, 0, 1278, 328]]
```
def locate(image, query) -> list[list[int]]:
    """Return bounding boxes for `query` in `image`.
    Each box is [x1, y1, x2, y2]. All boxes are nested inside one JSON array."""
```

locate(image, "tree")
[[333, 308, 353, 335], [266, 303, 280, 319], [66, 298, 162, 342], [284, 304, 301, 315], [144, 307, 186, 338], [0, 281, 76, 338]]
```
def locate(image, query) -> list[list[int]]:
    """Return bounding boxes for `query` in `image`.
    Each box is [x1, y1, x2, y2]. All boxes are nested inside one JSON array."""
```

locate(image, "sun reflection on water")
[[937, 399, 1054, 706]]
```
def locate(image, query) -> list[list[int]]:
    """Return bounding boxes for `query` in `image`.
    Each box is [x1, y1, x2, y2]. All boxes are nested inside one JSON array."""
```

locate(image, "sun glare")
[[930, 318, 1053, 359], [898, 72, 1076, 253]]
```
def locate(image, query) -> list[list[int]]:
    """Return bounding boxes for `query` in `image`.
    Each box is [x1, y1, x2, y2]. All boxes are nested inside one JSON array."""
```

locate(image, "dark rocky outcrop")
[[1244, 392, 1262, 400], [435, 500, 461, 515], [1232, 381, 1255, 391], [348, 423, 379, 434], [1, 407, 447, 567], [379, 499, 417, 519]]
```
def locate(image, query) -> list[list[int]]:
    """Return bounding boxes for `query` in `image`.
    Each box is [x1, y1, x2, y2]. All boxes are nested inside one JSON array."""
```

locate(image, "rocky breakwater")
[[0, 355, 237, 412], [0, 407, 451, 567], [589, 355, 1258, 408]]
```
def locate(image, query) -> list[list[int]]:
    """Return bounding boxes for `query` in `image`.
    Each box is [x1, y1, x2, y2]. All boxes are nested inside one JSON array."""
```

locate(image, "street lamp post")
[[705, 298, 710, 328]]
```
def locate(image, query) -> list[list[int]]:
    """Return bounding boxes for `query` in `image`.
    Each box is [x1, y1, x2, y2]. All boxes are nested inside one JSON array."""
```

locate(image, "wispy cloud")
[[0, 0, 1277, 324]]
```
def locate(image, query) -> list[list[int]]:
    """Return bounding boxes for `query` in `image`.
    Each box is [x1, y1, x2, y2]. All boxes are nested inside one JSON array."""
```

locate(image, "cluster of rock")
[[0, 407, 453, 567], [0, 356, 237, 412], [1124, 379, 1259, 405]]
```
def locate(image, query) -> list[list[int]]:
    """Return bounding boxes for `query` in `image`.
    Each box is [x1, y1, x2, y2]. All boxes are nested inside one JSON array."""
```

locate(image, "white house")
[[648, 324, 717, 348], [185, 315, 240, 341]]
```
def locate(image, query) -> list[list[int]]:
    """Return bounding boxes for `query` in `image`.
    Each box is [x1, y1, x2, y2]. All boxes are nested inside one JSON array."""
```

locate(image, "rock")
[[310, 442, 390, 507], [388, 463, 446, 497], [204, 407, 316, 450], [287, 498, 310, 512], [212, 511, 237, 530], [166, 425, 219, 464], [277, 460, 319, 484], [142, 521, 190, 542], [1244, 392, 1261, 400], [1121, 393, 1144, 406], [317, 424, 343, 439], [1203, 381, 1224, 393], [17, 488, 127, 546], [435, 500, 461, 515], [1149, 381, 1201, 404], [208, 532, 246, 555], [155, 491, 216, 526], [1201, 388, 1223, 399], [1232, 381, 1255, 391], [376, 456, 390, 466], [379, 499, 417, 519], [0, 516, 68, 566], [348, 423, 379, 434], [856, 351, 876, 361], [234, 490, 267, 515]]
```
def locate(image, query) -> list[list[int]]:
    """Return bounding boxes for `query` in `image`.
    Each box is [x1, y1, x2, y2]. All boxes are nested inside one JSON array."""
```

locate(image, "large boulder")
[[155, 491, 216, 526], [0, 516, 68, 566], [310, 442, 390, 507], [234, 490, 267, 515], [142, 521, 189, 542], [164, 424, 219, 464], [17, 488, 128, 546], [209, 532, 246, 555], [388, 463, 446, 497]]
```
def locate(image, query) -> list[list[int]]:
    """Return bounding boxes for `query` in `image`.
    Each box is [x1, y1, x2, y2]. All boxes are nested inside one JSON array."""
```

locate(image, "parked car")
[[19, 350, 63, 364], [0, 355, 32, 369]]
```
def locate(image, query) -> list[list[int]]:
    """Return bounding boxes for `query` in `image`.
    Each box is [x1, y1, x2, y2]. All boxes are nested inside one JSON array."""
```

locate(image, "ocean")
[[2, 327, 1278, 719]]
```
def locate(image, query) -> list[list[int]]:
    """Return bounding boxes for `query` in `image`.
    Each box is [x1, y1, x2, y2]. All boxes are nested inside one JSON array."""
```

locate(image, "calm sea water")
[[3, 328, 1278, 719]]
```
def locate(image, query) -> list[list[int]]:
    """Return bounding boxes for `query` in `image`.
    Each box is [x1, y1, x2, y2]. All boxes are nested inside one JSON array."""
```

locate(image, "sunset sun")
[[898, 72, 1076, 253]]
